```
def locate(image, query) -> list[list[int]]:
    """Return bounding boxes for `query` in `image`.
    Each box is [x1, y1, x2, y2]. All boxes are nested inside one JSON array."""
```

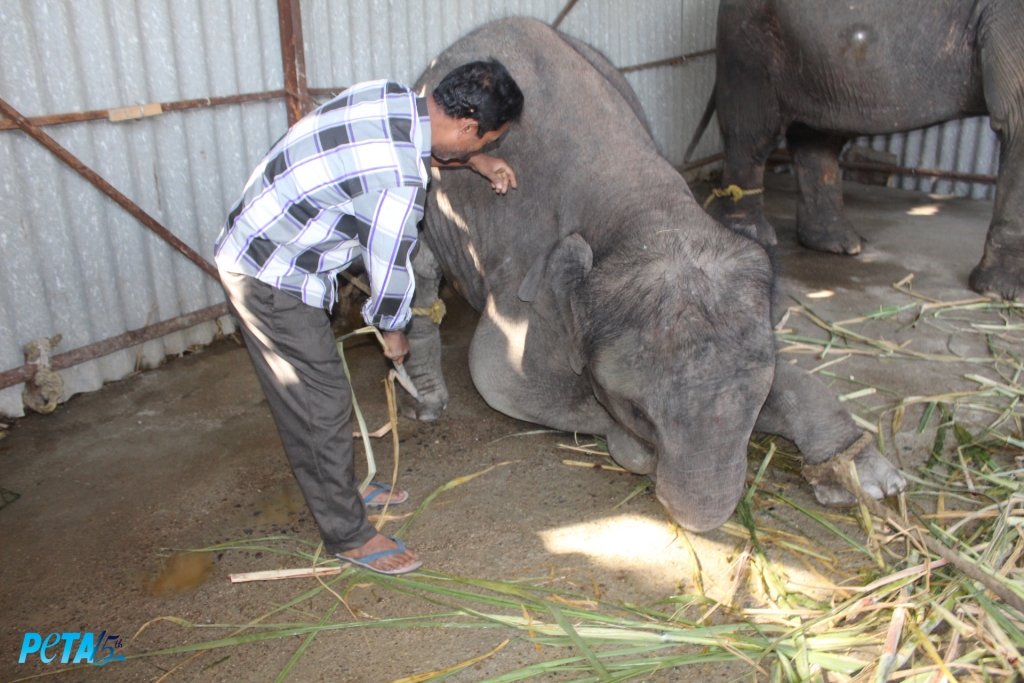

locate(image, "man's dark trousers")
[[220, 270, 376, 555]]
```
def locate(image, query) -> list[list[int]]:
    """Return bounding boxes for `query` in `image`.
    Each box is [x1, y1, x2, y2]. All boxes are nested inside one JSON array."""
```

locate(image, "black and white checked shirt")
[[215, 80, 431, 331]]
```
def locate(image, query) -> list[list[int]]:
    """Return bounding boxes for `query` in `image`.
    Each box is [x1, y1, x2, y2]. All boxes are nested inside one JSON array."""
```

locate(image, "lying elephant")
[[686, 0, 1024, 299], [404, 17, 905, 532]]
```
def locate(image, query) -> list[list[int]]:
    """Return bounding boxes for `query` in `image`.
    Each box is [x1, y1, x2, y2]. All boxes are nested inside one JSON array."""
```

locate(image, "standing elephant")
[[686, 0, 1024, 299], [404, 18, 904, 532]]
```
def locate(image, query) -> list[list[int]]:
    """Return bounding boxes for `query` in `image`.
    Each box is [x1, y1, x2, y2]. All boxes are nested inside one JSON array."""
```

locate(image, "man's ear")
[[519, 234, 593, 374], [457, 119, 478, 138]]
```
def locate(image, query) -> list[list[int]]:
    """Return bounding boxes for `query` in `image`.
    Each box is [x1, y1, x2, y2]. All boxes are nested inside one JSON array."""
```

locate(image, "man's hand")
[[381, 330, 409, 365], [468, 154, 517, 194]]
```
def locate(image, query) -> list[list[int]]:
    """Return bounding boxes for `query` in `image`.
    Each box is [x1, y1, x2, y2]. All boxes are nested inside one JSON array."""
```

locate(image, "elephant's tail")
[[683, 86, 716, 163]]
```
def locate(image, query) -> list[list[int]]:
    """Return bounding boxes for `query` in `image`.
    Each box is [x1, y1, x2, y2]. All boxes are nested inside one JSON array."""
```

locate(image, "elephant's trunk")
[[652, 376, 769, 532], [654, 433, 750, 532]]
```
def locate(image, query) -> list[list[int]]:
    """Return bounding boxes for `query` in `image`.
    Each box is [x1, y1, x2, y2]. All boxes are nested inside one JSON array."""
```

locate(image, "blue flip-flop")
[[361, 482, 409, 507], [336, 537, 422, 575]]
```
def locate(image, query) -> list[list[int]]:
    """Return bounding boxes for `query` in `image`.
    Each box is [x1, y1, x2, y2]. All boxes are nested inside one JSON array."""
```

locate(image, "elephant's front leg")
[[787, 123, 861, 255], [711, 139, 779, 248], [468, 306, 657, 472], [755, 358, 906, 506], [400, 242, 449, 421]]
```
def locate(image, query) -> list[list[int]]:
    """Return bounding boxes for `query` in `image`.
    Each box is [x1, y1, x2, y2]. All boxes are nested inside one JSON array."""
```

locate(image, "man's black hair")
[[432, 59, 524, 137]]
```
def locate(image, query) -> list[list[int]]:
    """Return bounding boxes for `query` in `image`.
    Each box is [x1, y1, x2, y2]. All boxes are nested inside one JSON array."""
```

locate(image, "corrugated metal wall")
[[857, 119, 999, 200], [558, 0, 722, 163], [300, 0, 722, 165], [0, 0, 285, 417], [0, 0, 721, 418]]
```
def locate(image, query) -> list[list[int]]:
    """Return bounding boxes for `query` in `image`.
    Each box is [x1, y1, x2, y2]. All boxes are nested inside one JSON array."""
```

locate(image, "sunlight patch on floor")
[[539, 512, 837, 603], [907, 204, 940, 216], [539, 513, 727, 575]]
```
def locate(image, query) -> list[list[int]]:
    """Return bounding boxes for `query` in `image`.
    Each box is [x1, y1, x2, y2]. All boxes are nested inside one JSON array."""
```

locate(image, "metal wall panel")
[[0, 0, 285, 417], [857, 119, 999, 200], [557, 0, 721, 164], [300, 0, 722, 166], [0, 0, 723, 417]]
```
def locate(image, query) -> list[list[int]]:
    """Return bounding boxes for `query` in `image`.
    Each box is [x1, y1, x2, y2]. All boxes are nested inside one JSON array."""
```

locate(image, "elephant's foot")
[[969, 250, 1024, 301], [796, 216, 862, 255], [810, 440, 906, 508], [717, 212, 779, 248], [705, 192, 778, 248], [398, 393, 447, 422], [397, 361, 449, 422], [606, 424, 656, 475]]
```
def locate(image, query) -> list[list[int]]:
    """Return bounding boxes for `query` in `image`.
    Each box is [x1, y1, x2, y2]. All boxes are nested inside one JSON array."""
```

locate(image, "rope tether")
[[703, 184, 764, 208], [411, 299, 446, 325]]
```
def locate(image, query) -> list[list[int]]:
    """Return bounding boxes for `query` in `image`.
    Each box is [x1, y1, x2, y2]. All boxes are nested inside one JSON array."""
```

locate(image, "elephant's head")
[[522, 229, 776, 531]]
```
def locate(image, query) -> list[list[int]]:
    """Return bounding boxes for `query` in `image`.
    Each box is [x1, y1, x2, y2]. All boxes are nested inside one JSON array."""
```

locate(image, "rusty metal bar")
[[278, 0, 309, 126], [0, 303, 230, 391], [308, 87, 345, 98], [0, 96, 221, 281], [0, 90, 287, 132], [767, 150, 998, 185], [161, 90, 285, 114], [551, 0, 581, 29], [683, 149, 996, 189], [619, 48, 716, 74], [839, 159, 997, 185]]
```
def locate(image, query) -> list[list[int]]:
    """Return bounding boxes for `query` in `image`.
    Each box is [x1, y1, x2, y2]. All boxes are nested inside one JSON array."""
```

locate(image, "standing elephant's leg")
[[715, 132, 780, 247], [400, 242, 449, 421], [755, 359, 905, 506], [968, 2, 1024, 300], [786, 123, 861, 255], [710, 6, 783, 248]]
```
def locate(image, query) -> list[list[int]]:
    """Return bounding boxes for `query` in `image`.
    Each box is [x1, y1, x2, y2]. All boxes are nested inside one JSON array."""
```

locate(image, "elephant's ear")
[[521, 234, 593, 375], [517, 251, 548, 303]]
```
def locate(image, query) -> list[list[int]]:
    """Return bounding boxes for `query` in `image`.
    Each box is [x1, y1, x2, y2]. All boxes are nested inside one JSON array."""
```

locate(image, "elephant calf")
[[405, 18, 905, 532], [689, 0, 1024, 300]]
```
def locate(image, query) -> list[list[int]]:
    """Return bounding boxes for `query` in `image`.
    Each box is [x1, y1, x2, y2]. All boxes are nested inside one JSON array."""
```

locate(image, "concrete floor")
[[0, 173, 1010, 682]]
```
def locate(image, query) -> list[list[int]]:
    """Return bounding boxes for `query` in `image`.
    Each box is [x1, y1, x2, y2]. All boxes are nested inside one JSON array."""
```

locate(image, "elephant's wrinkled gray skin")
[[407, 18, 905, 532], [688, 0, 1024, 299]]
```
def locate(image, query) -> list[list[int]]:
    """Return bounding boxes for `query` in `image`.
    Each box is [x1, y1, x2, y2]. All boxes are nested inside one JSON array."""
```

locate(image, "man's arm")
[[432, 154, 517, 194], [349, 187, 424, 363]]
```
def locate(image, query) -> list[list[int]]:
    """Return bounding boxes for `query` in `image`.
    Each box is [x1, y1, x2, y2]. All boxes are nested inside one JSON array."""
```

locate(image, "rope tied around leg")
[[340, 272, 446, 326], [801, 431, 874, 487], [410, 299, 446, 325], [801, 430, 1024, 615], [703, 184, 764, 208]]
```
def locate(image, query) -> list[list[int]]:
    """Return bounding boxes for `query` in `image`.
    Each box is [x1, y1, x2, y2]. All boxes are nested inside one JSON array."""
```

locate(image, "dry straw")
[[30, 278, 1021, 683]]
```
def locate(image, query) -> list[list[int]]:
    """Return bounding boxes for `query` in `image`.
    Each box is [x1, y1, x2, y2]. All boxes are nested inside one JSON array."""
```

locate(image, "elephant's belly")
[[785, 88, 986, 137], [776, 2, 986, 135]]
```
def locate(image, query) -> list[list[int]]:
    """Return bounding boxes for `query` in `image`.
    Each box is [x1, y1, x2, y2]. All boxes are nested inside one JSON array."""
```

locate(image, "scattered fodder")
[[34, 278, 1024, 683]]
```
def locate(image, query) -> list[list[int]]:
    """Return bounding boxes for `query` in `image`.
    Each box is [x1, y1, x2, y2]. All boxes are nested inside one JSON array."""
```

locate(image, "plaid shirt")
[[215, 80, 431, 331]]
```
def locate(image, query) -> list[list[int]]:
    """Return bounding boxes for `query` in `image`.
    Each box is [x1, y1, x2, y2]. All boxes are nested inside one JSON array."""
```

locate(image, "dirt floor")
[[0, 172, 1005, 682]]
